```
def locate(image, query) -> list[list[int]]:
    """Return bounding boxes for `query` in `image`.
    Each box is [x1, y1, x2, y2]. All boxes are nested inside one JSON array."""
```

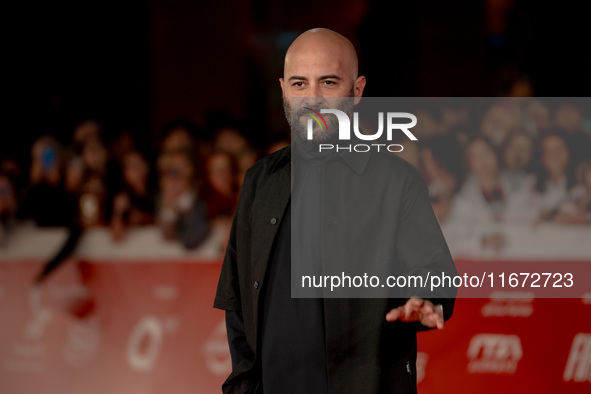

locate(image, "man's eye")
[[293, 82, 304, 87], [323, 80, 336, 86]]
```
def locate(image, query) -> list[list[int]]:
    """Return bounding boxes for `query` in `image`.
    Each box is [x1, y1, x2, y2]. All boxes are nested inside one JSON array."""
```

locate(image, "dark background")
[[4, 0, 590, 165]]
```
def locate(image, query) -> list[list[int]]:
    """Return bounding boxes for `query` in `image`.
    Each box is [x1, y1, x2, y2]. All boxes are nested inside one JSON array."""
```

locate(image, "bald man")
[[214, 28, 456, 394]]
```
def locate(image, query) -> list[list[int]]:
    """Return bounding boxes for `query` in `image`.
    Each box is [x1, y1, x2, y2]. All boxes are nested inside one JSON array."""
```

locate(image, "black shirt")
[[259, 201, 328, 394]]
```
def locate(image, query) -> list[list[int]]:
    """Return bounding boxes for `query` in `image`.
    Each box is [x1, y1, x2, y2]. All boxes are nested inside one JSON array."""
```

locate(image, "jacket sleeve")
[[225, 311, 250, 369], [213, 186, 244, 312], [395, 179, 458, 325], [214, 166, 260, 393]]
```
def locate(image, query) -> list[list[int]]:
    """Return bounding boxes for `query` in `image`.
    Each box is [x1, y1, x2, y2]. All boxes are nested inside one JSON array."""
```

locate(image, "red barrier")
[[0, 259, 228, 394], [0, 258, 589, 393], [418, 298, 590, 393]]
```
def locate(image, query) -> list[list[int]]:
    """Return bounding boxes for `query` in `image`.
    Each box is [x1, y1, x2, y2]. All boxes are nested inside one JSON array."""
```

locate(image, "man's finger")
[[386, 298, 422, 322], [385, 306, 404, 322], [408, 297, 423, 308], [421, 304, 444, 329], [406, 298, 423, 315], [421, 302, 434, 316], [436, 304, 444, 329]]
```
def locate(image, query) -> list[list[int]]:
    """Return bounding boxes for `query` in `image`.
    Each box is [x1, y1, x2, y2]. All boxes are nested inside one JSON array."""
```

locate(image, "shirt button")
[[253, 281, 260, 289], [270, 217, 278, 225]]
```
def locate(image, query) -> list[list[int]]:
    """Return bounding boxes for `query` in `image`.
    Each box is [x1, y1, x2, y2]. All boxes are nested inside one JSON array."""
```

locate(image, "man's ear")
[[353, 75, 366, 105], [279, 77, 285, 94]]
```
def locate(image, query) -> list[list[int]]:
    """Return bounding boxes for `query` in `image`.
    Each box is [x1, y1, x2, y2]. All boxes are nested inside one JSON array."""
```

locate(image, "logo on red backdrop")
[[467, 334, 522, 374], [202, 319, 232, 376], [416, 352, 428, 383], [63, 319, 101, 367], [5, 308, 54, 373], [563, 333, 591, 383], [481, 292, 534, 317], [126, 315, 180, 371]]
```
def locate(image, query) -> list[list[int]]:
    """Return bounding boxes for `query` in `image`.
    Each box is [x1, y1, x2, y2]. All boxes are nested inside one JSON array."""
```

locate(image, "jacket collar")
[[271, 145, 292, 173]]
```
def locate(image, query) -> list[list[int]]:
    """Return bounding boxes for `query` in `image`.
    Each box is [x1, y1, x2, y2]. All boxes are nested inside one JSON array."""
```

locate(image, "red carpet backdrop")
[[0, 227, 589, 393]]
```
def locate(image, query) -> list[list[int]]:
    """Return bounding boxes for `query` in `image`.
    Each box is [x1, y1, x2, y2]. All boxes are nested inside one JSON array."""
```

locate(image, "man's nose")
[[303, 87, 323, 107]]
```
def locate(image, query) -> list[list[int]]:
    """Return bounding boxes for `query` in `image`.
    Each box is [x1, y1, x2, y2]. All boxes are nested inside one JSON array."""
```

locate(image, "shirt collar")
[[271, 144, 371, 175], [338, 149, 371, 175]]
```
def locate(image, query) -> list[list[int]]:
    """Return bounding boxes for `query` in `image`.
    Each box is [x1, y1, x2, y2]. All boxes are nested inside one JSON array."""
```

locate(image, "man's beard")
[[283, 88, 355, 143]]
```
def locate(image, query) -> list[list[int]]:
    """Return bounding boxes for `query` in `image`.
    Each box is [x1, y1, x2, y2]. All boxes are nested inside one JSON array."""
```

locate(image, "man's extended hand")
[[385, 297, 444, 329]]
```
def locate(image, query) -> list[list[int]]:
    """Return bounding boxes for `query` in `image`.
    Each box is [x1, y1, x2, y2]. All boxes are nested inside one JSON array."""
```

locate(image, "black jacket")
[[214, 146, 457, 394]]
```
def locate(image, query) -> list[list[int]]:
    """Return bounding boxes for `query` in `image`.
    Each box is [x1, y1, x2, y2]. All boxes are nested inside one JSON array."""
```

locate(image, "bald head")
[[285, 28, 359, 81], [280, 28, 365, 102]]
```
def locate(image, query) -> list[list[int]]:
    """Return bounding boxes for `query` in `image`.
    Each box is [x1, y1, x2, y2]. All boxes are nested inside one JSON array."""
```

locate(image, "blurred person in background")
[[19, 136, 76, 227], [204, 151, 237, 219], [265, 138, 290, 155], [19, 136, 84, 284], [526, 100, 552, 135], [419, 135, 464, 222], [439, 104, 471, 135], [411, 108, 440, 138], [72, 119, 102, 151], [73, 136, 111, 228], [573, 159, 591, 225], [554, 102, 583, 134], [109, 130, 137, 164], [447, 137, 539, 253], [81, 136, 109, 175], [392, 134, 420, 168], [0, 170, 18, 246], [501, 131, 535, 192], [552, 102, 591, 184], [550, 159, 591, 226], [535, 130, 577, 223], [65, 152, 84, 194], [76, 171, 108, 228], [0, 159, 23, 192], [110, 150, 155, 241], [235, 148, 259, 190], [157, 149, 210, 249], [212, 126, 250, 158], [161, 121, 198, 153], [481, 98, 549, 147], [65, 119, 109, 194], [481, 100, 525, 147], [211, 125, 255, 194], [66, 119, 103, 192], [204, 151, 238, 250]]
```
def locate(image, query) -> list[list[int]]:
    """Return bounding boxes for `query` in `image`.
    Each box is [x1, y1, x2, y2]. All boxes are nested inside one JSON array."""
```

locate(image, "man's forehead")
[[287, 74, 342, 81], [284, 40, 357, 80], [285, 53, 350, 77]]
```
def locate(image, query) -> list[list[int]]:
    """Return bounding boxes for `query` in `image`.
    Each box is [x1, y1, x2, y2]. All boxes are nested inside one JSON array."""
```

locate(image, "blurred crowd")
[[401, 98, 591, 253], [0, 119, 289, 250], [0, 98, 590, 255]]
